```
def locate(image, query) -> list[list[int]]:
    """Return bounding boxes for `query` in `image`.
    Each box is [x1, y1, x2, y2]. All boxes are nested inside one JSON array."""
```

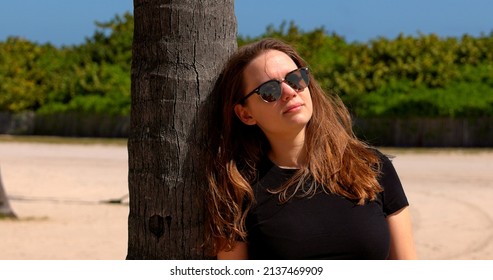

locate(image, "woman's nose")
[[280, 82, 298, 101]]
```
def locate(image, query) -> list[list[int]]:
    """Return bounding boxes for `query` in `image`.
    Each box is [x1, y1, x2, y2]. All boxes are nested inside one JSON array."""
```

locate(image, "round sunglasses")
[[237, 67, 310, 104]]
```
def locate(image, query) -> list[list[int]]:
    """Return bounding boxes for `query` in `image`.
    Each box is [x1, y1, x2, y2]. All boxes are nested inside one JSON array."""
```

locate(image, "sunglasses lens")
[[286, 68, 309, 90], [258, 80, 281, 102], [241, 68, 310, 104]]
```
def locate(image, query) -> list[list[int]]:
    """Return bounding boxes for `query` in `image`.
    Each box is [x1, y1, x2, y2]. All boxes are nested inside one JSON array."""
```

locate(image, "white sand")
[[1, 142, 492, 259], [0, 142, 128, 259], [387, 148, 493, 259]]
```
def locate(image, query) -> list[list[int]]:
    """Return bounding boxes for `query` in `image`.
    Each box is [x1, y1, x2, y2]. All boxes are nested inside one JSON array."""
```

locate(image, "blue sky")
[[0, 0, 492, 47]]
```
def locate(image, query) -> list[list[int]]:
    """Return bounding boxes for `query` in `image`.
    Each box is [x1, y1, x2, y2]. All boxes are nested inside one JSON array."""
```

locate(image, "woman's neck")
[[266, 128, 307, 168]]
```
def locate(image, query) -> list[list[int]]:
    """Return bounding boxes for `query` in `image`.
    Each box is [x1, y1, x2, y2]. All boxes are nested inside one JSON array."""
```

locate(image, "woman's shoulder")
[[370, 148, 409, 216], [367, 147, 395, 174], [368, 147, 390, 161]]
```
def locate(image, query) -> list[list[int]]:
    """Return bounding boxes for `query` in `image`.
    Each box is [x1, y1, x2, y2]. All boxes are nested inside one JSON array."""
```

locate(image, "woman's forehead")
[[246, 50, 297, 77]]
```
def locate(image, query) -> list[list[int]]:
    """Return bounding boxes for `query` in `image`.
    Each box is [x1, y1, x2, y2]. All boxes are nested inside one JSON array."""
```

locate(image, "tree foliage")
[[239, 22, 493, 118], [0, 12, 132, 115], [1, 13, 493, 118]]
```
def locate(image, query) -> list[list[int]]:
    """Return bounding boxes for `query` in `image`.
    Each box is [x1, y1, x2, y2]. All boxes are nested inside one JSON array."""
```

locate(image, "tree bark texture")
[[127, 0, 237, 259]]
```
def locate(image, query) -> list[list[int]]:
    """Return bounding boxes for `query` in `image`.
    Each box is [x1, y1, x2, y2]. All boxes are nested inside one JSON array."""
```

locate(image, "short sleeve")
[[376, 151, 409, 216]]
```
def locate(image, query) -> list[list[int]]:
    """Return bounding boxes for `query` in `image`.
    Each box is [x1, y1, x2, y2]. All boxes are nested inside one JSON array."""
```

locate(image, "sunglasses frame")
[[237, 67, 310, 104]]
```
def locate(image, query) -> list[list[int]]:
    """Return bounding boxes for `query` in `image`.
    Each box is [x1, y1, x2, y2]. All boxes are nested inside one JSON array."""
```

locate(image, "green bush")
[[0, 12, 132, 116], [1, 15, 492, 119]]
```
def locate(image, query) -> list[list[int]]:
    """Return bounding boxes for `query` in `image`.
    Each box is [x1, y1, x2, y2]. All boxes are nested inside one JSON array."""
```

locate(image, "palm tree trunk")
[[127, 0, 237, 259], [0, 167, 17, 219]]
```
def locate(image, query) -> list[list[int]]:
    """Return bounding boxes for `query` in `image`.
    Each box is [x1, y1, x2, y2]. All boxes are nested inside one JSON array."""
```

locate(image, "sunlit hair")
[[205, 38, 382, 255]]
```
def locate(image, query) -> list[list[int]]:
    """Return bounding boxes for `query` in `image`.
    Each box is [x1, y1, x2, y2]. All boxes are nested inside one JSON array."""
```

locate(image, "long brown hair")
[[205, 38, 382, 254]]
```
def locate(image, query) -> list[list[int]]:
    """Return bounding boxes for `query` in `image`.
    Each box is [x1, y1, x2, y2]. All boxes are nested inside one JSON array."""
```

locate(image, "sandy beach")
[[1, 140, 492, 260]]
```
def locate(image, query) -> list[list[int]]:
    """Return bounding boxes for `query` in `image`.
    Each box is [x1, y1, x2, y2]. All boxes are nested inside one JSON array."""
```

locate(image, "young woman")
[[205, 38, 416, 260]]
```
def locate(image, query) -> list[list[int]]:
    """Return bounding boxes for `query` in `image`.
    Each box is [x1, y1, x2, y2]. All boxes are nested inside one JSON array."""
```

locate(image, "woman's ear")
[[234, 104, 257, 126]]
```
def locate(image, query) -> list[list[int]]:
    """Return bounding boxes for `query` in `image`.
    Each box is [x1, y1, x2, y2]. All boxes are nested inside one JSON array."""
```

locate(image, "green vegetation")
[[0, 12, 132, 116], [1, 14, 492, 119], [240, 22, 493, 118]]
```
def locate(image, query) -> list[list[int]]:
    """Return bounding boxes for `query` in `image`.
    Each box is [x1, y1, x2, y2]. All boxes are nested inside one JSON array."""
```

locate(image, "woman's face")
[[234, 50, 313, 138]]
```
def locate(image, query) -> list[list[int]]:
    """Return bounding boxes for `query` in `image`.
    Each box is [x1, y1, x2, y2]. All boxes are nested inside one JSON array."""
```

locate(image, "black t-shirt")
[[245, 151, 409, 260]]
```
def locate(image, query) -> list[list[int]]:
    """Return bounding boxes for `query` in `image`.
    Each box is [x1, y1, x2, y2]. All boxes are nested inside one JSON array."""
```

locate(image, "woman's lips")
[[283, 103, 304, 114]]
